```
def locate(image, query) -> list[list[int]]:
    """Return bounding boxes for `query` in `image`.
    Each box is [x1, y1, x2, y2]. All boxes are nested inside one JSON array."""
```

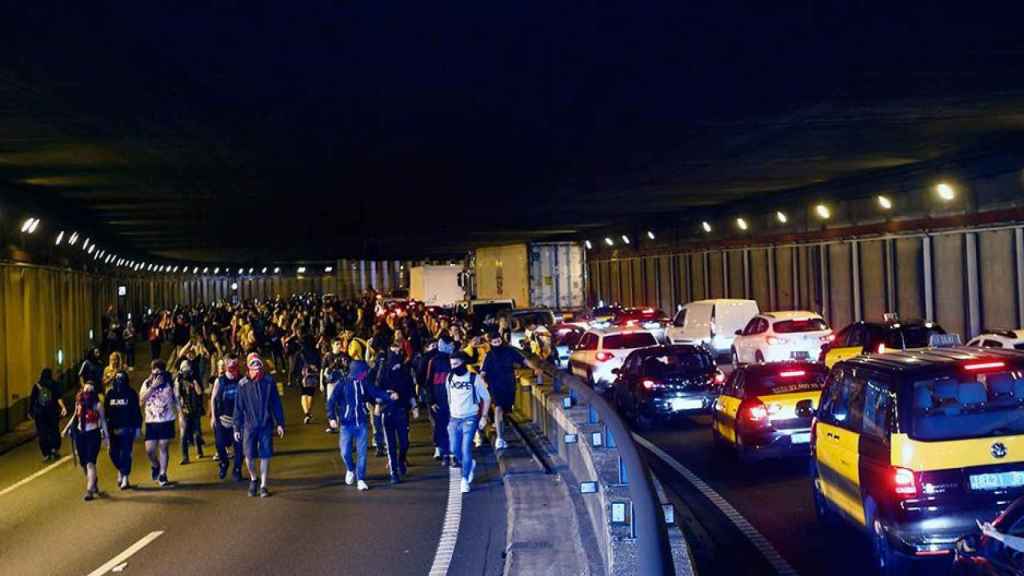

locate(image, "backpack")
[[36, 385, 52, 409]]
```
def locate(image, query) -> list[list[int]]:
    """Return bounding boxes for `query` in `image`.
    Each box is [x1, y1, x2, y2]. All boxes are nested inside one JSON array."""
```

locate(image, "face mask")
[[451, 362, 468, 376], [491, 340, 503, 348]]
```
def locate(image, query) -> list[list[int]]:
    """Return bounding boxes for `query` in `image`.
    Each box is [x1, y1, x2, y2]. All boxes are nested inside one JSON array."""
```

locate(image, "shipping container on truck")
[[472, 242, 585, 310], [408, 265, 465, 306]]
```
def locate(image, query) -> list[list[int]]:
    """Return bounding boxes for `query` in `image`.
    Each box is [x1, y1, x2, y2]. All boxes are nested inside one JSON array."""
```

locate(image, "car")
[[612, 344, 724, 429], [666, 299, 759, 359], [498, 308, 558, 349], [552, 324, 586, 368], [459, 299, 516, 330], [952, 495, 1024, 575], [809, 346, 1024, 575], [711, 361, 828, 462], [731, 311, 833, 365], [613, 307, 669, 327], [568, 326, 660, 394], [967, 330, 1024, 350], [589, 304, 623, 324], [821, 317, 950, 368]]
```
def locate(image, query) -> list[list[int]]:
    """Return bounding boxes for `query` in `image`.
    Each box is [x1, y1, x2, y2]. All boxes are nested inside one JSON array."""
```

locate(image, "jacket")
[[375, 352, 416, 416], [326, 375, 390, 428], [232, 374, 285, 432], [104, 383, 142, 431]]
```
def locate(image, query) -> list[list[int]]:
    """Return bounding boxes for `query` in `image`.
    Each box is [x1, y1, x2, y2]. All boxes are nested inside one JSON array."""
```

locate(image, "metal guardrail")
[[529, 358, 673, 576]]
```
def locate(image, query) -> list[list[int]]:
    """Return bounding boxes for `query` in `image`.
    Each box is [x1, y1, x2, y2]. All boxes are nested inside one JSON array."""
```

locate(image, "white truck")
[[408, 265, 465, 306], [467, 242, 586, 310]]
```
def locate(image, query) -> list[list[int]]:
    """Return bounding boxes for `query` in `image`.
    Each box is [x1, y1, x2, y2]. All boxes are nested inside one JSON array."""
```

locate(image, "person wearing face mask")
[[175, 360, 205, 464], [446, 351, 491, 493], [425, 338, 455, 463], [367, 345, 390, 457], [375, 341, 420, 484], [327, 360, 397, 491], [210, 356, 244, 481], [233, 354, 285, 498], [481, 330, 530, 450], [140, 359, 179, 487], [67, 381, 108, 500], [104, 372, 141, 490]]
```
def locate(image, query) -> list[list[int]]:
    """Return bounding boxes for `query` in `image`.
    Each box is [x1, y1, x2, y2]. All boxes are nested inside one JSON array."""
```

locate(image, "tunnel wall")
[[589, 225, 1024, 339]]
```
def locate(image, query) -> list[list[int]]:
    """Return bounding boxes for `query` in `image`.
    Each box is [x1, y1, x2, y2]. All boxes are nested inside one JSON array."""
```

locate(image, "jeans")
[[214, 422, 242, 473], [340, 423, 369, 481], [383, 411, 410, 478], [430, 406, 450, 456], [108, 428, 136, 476], [181, 414, 204, 458], [448, 415, 478, 482]]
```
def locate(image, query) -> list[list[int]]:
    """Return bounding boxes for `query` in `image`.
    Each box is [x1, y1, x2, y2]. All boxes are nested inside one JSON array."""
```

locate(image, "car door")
[[683, 303, 711, 342], [570, 333, 597, 377], [615, 353, 637, 410], [823, 369, 866, 525], [826, 325, 865, 367], [715, 370, 744, 444], [734, 317, 759, 363], [667, 308, 687, 343]]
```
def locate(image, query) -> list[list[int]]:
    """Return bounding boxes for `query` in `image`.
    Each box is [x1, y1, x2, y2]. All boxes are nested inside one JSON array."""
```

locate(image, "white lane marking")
[[86, 531, 164, 576], [632, 433, 800, 576], [112, 563, 127, 573], [428, 467, 463, 576], [0, 455, 72, 498]]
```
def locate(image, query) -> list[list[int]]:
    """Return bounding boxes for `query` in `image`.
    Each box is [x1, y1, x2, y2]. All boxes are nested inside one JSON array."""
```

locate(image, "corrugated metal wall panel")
[[728, 251, 745, 298], [895, 238, 924, 320], [828, 243, 853, 328], [657, 256, 674, 313], [979, 229, 1017, 331], [708, 252, 724, 298], [933, 234, 967, 338], [860, 240, 886, 321], [775, 247, 795, 310], [750, 248, 770, 310]]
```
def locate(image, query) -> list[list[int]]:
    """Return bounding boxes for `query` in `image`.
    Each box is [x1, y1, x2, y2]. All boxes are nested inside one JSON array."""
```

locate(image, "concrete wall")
[[588, 225, 1024, 338]]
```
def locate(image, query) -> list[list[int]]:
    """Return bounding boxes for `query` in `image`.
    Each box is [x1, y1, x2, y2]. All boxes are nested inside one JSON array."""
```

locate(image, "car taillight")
[[742, 400, 769, 425], [876, 343, 887, 354], [642, 378, 663, 391], [893, 467, 918, 497], [595, 351, 614, 362], [964, 361, 1006, 372], [779, 370, 806, 378]]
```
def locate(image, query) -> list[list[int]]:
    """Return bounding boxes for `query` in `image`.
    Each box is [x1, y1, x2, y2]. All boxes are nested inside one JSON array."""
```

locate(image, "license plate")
[[970, 471, 1024, 491], [790, 351, 810, 360], [790, 432, 811, 444], [671, 398, 704, 411]]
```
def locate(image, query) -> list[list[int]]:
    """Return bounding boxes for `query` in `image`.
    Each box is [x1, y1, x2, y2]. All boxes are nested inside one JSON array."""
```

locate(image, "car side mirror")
[[734, 329, 743, 336], [796, 399, 815, 419]]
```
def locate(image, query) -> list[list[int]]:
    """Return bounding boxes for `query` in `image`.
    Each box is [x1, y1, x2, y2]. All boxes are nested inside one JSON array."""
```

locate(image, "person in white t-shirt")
[[446, 351, 491, 494]]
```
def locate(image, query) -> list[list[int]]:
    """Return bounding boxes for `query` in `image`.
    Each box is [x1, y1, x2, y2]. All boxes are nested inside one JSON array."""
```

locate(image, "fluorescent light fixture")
[[621, 234, 630, 244], [273, 267, 280, 274], [877, 195, 893, 210], [604, 237, 614, 246], [936, 182, 956, 201], [297, 266, 307, 274], [55, 231, 65, 245], [87, 244, 95, 254], [325, 266, 334, 273], [203, 267, 209, 274], [815, 204, 831, 219], [69, 232, 79, 246], [214, 267, 220, 274], [584, 240, 593, 249], [21, 217, 39, 233], [776, 211, 788, 223], [646, 230, 655, 240], [82, 238, 91, 250], [262, 267, 268, 274], [701, 221, 712, 233], [736, 217, 748, 231], [231, 282, 239, 291]]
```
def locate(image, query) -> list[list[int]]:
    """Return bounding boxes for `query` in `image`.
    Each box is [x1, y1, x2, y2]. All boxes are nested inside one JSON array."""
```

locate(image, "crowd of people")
[[28, 292, 545, 501]]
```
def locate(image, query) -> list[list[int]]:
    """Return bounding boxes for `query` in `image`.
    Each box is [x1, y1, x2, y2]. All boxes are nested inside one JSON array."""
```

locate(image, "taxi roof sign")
[[929, 333, 962, 348]]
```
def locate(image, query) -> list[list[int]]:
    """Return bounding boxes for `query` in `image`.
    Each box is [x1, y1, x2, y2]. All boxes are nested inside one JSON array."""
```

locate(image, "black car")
[[612, 344, 723, 429]]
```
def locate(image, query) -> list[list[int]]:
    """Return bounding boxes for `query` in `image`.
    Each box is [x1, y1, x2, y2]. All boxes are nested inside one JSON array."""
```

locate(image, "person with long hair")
[[29, 368, 67, 461], [67, 381, 108, 500]]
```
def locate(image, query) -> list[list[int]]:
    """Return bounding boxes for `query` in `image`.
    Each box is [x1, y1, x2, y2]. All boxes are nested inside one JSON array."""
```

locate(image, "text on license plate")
[[671, 398, 704, 411], [790, 432, 811, 444], [970, 471, 1024, 491], [790, 351, 810, 359]]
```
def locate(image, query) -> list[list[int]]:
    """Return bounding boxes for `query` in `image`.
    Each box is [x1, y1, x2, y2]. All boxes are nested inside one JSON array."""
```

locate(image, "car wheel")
[[755, 350, 765, 364], [866, 499, 902, 576]]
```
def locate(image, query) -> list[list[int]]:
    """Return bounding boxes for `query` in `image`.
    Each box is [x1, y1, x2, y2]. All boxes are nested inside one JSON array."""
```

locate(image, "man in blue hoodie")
[[233, 354, 285, 498], [327, 360, 397, 491]]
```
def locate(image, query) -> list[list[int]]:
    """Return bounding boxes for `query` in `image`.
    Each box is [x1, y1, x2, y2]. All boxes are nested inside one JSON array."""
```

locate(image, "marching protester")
[[29, 368, 67, 462], [481, 330, 529, 450], [446, 351, 491, 494], [327, 360, 397, 491], [233, 354, 285, 498], [67, 380, 108, 501], [105, 371, 142, 490], [210, 356, 243, 481], [425, 337, 455, 463], [375, 340, 419, 483], [175, 360, 205, 464], [140, 359, 178, 487]]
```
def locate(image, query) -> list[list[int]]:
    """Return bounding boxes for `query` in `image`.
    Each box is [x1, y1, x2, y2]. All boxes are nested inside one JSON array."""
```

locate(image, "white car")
[[569, 327, 660, 393], [731, 311, 832, 365], [966, 330, 1024, 350], [666, 299, 759, 358]]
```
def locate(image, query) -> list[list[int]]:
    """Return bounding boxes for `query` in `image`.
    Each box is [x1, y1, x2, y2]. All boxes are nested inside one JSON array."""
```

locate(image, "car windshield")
[[887, 325, 947, 349], [472, 303, 513, 324], [773, 318, 828, 333], [555, 331, 582, 348], [746, 368, 828, 395], [640, 351, 712, 377], [603, 332, 657, 350], [592, 307, 619, 318], [911, 368, 1024, 441]]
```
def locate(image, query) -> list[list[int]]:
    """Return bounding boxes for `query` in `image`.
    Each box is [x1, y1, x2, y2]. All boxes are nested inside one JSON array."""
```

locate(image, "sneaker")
[[375, 446, 386, 458], [218, 464, 227, 480], [213, 453, 221, 462], [248, 480, 259, 497], [460, 479, 470, 494], [197, 449, 205, 459], [151, 466, 160, 481], [158, 474, 170, 487], [467, 460, 476, 484], [357, 480, 369, 491], [495, 438, 508, 450], [399, 460, 408, 476], [179, 457, 190, 466], [449, 457, 461, 469], [433, 448, 442, 461], [345, 471, 355, 485], [259, 486, 271, 498], [303, 415, 311, 425], [84, 491, 95, 501], [390, 475, 401, 485], [232, 469, 243, 482], [121, 479, 131, 491]]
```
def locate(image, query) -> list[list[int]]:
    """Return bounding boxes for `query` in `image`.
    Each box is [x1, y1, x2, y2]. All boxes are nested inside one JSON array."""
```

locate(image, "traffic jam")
[[554, 300, 1024, 576]]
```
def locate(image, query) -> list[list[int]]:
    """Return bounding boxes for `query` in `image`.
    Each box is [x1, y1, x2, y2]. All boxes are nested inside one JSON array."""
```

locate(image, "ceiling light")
[[815, 204, 831, 219], [68, 232, 79, 246], [736, 217, 748, 231], [261, 267, 268, 274], [776, 211, 788, 224], [231, 282, 239, 291], [21, 217, 38, 233], [214, 267, 220, 274], [584, 240, 593, 250], [646, 230, 655, 240], [87, 244, 95, 254], [701, 221, 712, 233], [297, 266, 307, 274], [82, 238, 91, 251], [29, 219, 40, 233], [55, 231, 65, 245], [248, 267, 254, 274], [877, 195, 893, 210], [325, 266, 334, 273], [621, 235, 630, 245], [604, 237, 614, 246], [936, 182, 956, 201], [173, 266, 179, 273], [238, 268, 244, 275], [202, 267, 208, 274], [273, 267, 280, 274]]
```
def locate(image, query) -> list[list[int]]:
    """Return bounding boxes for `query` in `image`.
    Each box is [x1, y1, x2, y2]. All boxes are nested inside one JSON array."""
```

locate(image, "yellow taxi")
[[711, 361, 828, 462], [820, 317, 947, 368], [810, 347, 1024, 575]]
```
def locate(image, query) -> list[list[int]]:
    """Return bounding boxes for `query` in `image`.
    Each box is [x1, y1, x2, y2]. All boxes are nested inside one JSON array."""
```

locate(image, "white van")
[[666, 299, 759, 357]]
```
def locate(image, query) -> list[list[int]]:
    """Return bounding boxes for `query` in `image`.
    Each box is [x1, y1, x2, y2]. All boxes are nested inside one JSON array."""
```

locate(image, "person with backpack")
[[140, 359, 179, 487], [446, 351, 491, 494], [175, 360, 205, 464], [375, 342, 420, 484], [232, 354, 285, 498], [104, 371, 142, 490], [29, 368, 67, 462], [326, 360, 397, 491], [425, 338, 455, 463], [70, 381, 108, 501], [210, 356, 243, 481]]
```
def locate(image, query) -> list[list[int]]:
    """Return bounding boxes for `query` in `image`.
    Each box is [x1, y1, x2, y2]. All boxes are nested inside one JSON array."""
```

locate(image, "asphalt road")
[[0, 364, 506, 576]]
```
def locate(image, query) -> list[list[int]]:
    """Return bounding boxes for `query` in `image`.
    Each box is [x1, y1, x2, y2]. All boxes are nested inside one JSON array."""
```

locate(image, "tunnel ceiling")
[[3, 4, 1024, 262]]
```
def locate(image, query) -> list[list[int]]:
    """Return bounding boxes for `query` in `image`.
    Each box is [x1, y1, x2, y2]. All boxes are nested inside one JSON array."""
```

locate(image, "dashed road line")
[[86, 531, 164, 576], [428, 467, 463, 576], [0, 455, 72, 498], [632, 433, 800, 576]]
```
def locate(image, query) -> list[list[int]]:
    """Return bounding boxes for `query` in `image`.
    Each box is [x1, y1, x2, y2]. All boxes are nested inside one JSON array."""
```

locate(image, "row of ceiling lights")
[[20, 217, 336, 276], [586, 182, 958, 248]]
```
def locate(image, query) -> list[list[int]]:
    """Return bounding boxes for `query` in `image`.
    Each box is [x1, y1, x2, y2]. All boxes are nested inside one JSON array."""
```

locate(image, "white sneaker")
[[357, 480, 369, 491], [433, 447, 441, 459], [467, 460, 476, 484], [473, 435, 483, 448], [495, 438, 508, 450], [345, 471, 355, 485], [460, 479, 470, 494]]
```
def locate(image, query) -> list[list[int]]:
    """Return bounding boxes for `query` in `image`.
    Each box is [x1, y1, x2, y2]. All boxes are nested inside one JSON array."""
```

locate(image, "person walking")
[[210, 356, 243, 481], [376, 343, 419, 483], [104, 371, 142, 490], [425, 338, 455, 463], [140, 359, 179, 487], [232, 354, 285, 498], [175, 360, 205, 464], [481, 331, 530, 450], [69, 381, 108, 500], [446, 351, 491, 494], [79, 348, 103, 392], [29, 368, 67, 461], [147, 318, 163, 362], [326, 360, 396, 491]]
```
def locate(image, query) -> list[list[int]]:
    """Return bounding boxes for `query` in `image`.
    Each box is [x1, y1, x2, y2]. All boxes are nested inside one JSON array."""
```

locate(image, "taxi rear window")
[[888, 326, 947, 349], [603, 332, 658, 350], [640, 351, 712, 377], [911, 368, 1024, 441], [746, 367, 828, 395], [773, 318, 828, 333]]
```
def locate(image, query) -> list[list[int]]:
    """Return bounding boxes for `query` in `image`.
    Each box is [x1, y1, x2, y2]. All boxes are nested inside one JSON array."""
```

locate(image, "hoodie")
[[375, 352, 416, 416], [105, 374, 142, 431], [327, 361, 391, 427], [232, 374, 285, 432]]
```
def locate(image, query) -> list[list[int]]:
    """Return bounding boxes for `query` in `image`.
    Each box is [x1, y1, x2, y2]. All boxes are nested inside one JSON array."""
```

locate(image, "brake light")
[[642, 378, 663, 391], [595, 351, 614, 362], [876, 343, 886, 354], [643, 308, 654, 314], [743, 400, 769, 424], [893, 467, 918, 497], [779, 370, 806, 378], [964, 361, 1006, 372]]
